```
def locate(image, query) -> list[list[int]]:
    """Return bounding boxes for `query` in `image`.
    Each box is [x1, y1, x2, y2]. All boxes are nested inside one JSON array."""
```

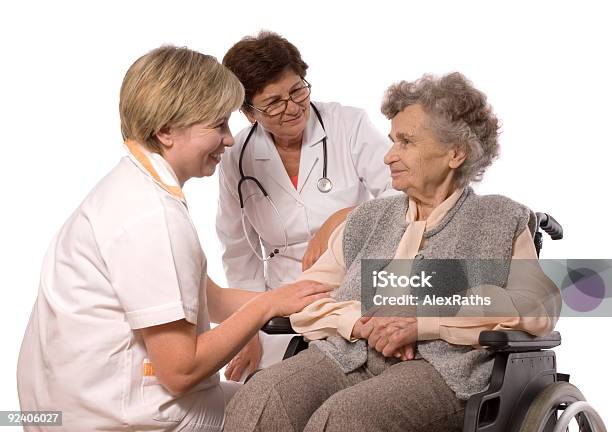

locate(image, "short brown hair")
[[381, 72, 500, 187], [223, 31, 308, 110], [120, 45, 244, 153]]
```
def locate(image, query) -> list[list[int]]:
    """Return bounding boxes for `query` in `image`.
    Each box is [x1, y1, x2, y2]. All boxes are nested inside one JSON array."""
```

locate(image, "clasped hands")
[[351, 312, 418, 361]]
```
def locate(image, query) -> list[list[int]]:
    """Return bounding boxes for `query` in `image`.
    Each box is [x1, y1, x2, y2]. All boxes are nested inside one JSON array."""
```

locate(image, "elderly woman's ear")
[[449, 145, 467, 169]]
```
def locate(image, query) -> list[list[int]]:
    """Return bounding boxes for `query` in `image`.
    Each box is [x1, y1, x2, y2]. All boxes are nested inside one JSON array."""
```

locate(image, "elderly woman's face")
[[384, 104, 463, 195], [246, 69, 310, 142]]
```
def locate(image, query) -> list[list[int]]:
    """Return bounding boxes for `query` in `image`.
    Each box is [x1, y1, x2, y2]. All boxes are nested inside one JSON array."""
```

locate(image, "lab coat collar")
[[250, 126, 302, 200], [302, 102, 327, 148], [124, 139, 186, 203], [252, 126, 275, 160]]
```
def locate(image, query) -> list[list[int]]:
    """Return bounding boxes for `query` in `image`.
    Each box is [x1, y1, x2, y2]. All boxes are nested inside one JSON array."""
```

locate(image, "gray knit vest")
[[311, 187, 535, 400]]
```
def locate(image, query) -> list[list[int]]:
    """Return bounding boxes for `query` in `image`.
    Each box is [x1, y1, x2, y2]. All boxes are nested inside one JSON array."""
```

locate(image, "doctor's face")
[[384, 104, 459, 196], [246, 69, 310, 142], [160, 118, 234, 185]]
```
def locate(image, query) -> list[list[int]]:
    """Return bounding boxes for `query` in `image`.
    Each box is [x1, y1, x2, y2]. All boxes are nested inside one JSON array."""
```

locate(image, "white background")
[[1, 0, 611, 428]]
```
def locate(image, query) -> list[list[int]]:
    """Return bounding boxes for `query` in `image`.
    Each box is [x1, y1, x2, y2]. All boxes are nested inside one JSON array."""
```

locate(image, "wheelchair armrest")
[[479, 330, 561, 351], [262, 316, 298, 335]]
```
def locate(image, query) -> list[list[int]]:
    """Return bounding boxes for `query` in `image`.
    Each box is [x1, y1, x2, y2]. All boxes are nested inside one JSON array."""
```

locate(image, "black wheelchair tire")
[[519, 382, 586, 432]]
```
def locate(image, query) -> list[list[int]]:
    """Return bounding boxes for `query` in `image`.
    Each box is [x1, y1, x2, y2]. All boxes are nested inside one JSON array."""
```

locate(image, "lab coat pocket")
[[141, 361, 190, 423], [156, 395, 195, 424]]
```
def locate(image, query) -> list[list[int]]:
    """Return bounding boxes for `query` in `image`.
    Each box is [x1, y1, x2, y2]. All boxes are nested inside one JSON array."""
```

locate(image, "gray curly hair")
[[381, 72, 500, 188]]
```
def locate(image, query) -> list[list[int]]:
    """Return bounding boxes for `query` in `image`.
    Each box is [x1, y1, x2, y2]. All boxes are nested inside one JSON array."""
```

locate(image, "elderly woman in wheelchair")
[[222, 72, 586, 432]]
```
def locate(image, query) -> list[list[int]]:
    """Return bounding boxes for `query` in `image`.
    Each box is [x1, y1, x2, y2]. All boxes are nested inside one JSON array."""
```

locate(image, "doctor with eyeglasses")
[[217, 31, 396, 381]]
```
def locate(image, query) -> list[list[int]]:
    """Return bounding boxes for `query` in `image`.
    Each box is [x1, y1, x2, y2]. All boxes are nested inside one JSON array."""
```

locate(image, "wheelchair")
[[258, 213, 607, 432]]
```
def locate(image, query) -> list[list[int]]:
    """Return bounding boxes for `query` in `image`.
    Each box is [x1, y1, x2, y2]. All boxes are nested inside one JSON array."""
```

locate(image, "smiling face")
[[157, 118, 234, 186], [384, 104, 465, 198], [245, 69, 310, 143]]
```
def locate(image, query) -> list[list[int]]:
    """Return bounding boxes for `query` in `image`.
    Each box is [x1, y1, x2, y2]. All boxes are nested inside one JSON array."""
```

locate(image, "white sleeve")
[[216, 161, 266, 291], [347, 109, 397, 198], [104, 208, 202, 329]]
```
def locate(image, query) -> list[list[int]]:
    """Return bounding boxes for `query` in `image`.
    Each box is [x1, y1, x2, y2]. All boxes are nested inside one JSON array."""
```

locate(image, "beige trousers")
[[224, 346, 465, 432]]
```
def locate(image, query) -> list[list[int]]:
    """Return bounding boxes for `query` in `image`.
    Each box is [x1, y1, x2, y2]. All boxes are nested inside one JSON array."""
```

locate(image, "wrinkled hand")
[[302, 229, 330, 271], [386, 342, 416, 361], [267, 280, 332, 317], [353, 315, 418, 360], [225, 333, 262, 381]]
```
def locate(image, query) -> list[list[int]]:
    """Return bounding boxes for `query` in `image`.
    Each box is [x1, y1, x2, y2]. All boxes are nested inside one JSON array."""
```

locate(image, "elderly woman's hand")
[[352, 315, 418, 360], [392, 343, 416, 361]]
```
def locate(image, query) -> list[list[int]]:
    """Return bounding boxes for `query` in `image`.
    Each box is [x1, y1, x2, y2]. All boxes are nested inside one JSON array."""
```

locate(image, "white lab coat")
[[217, 101, 395, 292], [17, 147, 235, 431]]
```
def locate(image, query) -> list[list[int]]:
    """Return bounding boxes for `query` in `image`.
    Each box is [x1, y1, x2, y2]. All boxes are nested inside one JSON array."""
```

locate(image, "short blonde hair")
[[120, 45, 244, 153]]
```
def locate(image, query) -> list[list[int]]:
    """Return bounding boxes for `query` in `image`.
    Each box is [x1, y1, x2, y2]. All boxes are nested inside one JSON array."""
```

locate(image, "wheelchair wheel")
[[519, 382, 586, 432]]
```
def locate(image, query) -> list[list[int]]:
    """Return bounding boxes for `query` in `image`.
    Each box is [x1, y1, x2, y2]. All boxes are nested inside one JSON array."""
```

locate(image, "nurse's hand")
[[267, 280, 332, 317], [225, 333, 262, 381]]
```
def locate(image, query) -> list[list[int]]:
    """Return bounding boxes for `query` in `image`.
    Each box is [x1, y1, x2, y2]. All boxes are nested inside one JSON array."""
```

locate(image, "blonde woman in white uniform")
[[218, 32, 396, 381], [17, 46, 329, 432]]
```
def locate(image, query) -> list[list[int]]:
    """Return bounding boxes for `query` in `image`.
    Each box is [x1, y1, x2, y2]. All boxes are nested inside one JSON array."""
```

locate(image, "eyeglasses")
[[247, 79, 311, 117]]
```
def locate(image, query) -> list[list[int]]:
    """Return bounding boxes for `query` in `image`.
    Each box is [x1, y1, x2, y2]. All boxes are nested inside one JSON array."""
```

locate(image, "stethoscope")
[[237, 102, 331, 261]]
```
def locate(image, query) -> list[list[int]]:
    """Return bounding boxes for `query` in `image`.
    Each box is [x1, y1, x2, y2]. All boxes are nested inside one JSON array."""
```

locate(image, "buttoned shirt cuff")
[[336, 303, 363, 342], [417, 316, 441, 341]]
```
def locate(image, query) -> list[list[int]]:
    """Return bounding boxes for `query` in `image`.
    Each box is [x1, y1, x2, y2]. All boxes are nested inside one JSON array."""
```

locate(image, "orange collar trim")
[[124, 139, 185, 200]]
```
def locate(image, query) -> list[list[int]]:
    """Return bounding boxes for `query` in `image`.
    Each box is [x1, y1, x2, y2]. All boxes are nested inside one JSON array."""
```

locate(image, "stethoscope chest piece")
[[317, 177, 333, 193]]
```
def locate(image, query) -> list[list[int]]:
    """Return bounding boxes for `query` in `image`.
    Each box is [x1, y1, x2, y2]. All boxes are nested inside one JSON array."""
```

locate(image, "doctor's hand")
[[302, 206, 355, 271], [266, 280, 332, 317], [353, 315, 417, 361], [225, 333, 262, 382], [302, 230, 329, 271]]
